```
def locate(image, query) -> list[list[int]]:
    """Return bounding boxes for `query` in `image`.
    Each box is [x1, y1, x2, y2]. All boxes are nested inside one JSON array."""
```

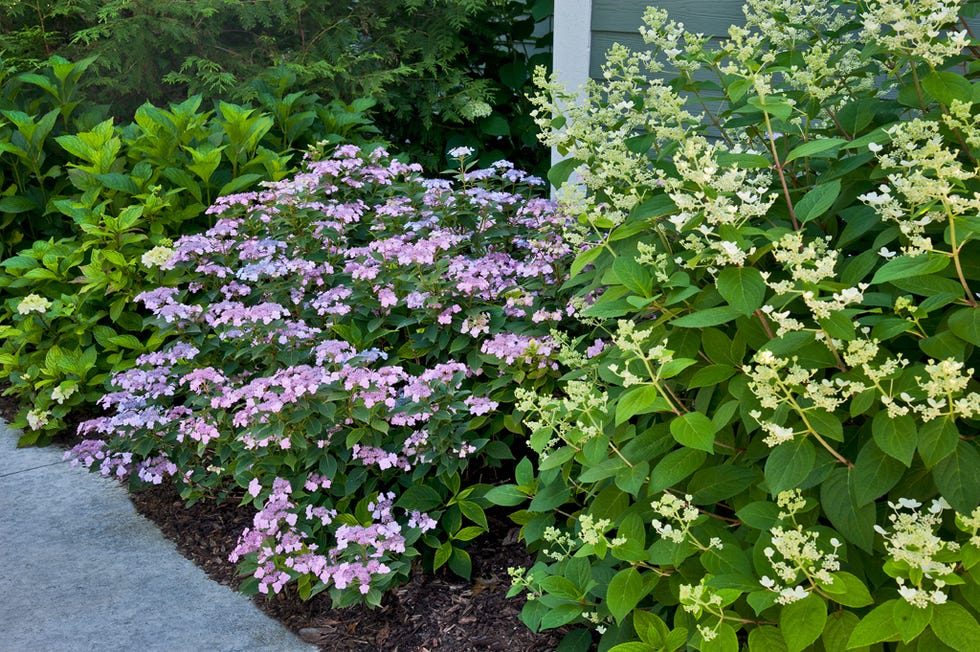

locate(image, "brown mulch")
[[0, 393, 568, 651]]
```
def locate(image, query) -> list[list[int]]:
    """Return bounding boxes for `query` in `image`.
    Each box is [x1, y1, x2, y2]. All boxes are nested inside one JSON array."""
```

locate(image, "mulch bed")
[[1, 393, 568, 651]]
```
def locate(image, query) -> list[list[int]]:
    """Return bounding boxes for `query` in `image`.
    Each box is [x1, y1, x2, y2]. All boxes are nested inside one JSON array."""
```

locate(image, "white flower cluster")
[[746, 351, 862, 447], [884, 358, 980, 422], [860, 0, 969, 68], [650, 492, 720, 551], [679, 579, 725, 641], [761, 528, 841, 604], [141, 245, 175, 269], [875, 497, 958, 608], [17, 293, 52, 315], [860, 119, 980, 258], [26, 409, 51, 430]]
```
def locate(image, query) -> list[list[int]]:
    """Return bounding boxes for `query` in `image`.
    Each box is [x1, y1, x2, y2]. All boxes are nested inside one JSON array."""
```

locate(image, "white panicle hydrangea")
[[875, 498, 959, 607], [860, 0, 969, 68], [141, 245, 175, 269], [861, 119, 980, 257], [891, 358, 980, 421], [17, 293, 52, 315]]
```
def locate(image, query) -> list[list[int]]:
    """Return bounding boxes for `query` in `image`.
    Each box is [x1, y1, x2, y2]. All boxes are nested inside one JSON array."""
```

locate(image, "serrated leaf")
[[669, 412, 716, 453], [781, 594, 826, 652], [921, 71, 974, 105], [872, 411, 917, 467], [931, 601, 980, 651], [848, 600, 900, 647], [765, 437, 815, 494], [851, 440, 905, 506], [606, 567, 649, 624], [649, 448, 706, 493], [871, 252, 949, 285], [672, 306, 742, 328], [821, 468, 875, 552], [484, 484, 527, 507], [894, 600, 932, 643], [785, 138, 847, 163], [933, 441, 980, 514], [548, 157, 582, 188], [612, 255, 652, 297], [717, 266, 765, 315], [949, 308, 980, 346], [796, 179, 840, 223], [616, 385, 671, 425], [918, 418, 958, 468]]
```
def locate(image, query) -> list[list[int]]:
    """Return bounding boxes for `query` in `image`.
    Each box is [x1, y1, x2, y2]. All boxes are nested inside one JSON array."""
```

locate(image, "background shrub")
[[0, 0, 553, 173], [0, 56, 378, 443], [66, 145, 576, 606], [496, 0, 980, 649]]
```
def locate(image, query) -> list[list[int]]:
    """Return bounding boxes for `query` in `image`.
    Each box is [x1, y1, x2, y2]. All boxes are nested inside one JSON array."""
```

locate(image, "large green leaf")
[[949, 307, 980, 346], [933, 441, 980, 513], [780, 594, 826, 652], [669, 412, 716, 452], [871, 252, 949, 285], [821, 468, 875, 552], [765, 438, 816, 494], [717, 266, 766, 315], [795, 179, 840, 224], [851, 440, 905, 506]]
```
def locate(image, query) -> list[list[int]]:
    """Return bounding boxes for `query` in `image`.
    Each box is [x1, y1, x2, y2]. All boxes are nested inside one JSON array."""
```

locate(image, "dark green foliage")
[[0, 0, 553, 172]]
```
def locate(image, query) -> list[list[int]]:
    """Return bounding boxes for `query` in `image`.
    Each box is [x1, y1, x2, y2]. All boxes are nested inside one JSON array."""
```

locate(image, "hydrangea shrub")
[[68, 145, 577, 606], [495, 0, 980, 649]]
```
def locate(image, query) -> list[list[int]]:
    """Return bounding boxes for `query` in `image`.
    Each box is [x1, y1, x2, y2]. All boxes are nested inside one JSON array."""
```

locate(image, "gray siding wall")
[[589, 0, 744, 78]]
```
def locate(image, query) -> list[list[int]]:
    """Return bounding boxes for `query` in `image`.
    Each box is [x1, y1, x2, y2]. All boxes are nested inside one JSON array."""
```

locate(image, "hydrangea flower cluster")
[[67, 145, 575, 603]]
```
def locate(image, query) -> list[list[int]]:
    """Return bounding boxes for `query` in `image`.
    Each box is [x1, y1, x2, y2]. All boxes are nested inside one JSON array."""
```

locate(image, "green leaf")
[[894, 600, 932, 643], [821, 468, 875, 552], [873, 412, 917, 467], [848, 600, 900, 647], [499, 61, 528, 89], [823, 611, 864, 652], [702, 623, 739, 652], [687, 465, 758, 505], [481, 114, 511, 137], [433, 541, 452, 570], [746, 95, 794, 120], [820, 572, 874, 608], [931, 601, 980, 651], [851, 440, 905, 506], [921, 71, 974, 104], [918, 418, 958, 468], [796, 179, 841, 224], [606, 567, 649, 624], [689, 364, 736, 389], [615, 461, 650, 496], [717, 266, 765, 315], [871, 252, 949, 285], [0, 196, 37, 213], [570, 247, 602, 278], [949, 308, 980, 346], [548, 157, 582, 187], [613, 255, 653, 297], [672, 307, 742, 328], [484, 484, 526, 507], [933, 441, 980, 514], [616, 385, 671, 425], [649, 448, 706, 493], [765, 437, 816, 495], [785, 138, 847, 163], [669, 412, 716, 453], [780, 593, 826, 652], [395, 485, 443, 511], [748, 626, 787, 652]]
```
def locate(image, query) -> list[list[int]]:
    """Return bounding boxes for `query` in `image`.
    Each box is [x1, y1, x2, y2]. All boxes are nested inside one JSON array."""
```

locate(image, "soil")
[[0, 395, 568, 651]]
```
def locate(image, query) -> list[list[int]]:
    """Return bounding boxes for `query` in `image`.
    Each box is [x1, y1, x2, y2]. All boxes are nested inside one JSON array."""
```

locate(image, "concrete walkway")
[[0, 421, 317, 652]]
